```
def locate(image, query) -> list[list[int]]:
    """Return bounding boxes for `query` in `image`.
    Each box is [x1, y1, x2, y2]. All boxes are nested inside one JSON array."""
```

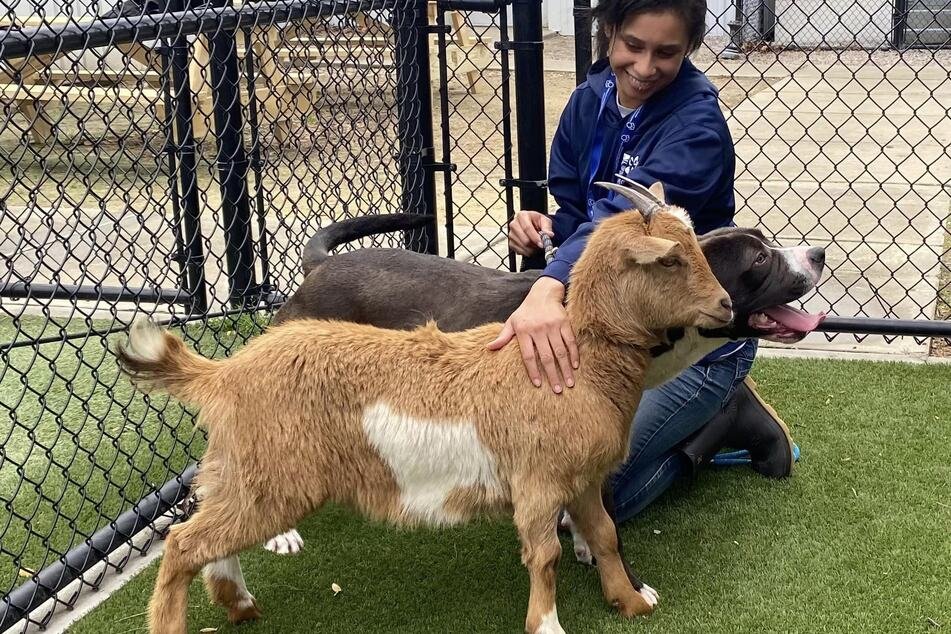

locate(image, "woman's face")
[[607, 10, 690, 108]]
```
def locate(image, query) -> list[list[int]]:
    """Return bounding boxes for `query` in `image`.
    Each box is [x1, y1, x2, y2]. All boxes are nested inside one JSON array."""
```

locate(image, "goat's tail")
[[301, 213, 435, 275], [115, 316, 218, 406]]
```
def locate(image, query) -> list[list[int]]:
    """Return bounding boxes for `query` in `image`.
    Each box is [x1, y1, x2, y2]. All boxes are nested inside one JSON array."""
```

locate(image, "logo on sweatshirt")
[[619, 152, 640, 176]]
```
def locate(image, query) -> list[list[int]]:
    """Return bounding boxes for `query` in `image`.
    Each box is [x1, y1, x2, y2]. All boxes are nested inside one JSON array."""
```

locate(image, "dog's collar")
[[649, 328, 685, 357]]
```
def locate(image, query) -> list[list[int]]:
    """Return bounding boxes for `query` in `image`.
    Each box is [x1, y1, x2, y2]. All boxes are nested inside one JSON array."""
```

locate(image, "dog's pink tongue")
[[763, 305, 826, 333]]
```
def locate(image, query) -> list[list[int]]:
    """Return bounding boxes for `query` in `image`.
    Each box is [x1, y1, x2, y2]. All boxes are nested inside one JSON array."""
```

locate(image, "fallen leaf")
[[17, 568, 34, 578], [732, 540, 739, 546], [199, 628, 218, 633], [331, 582, 342, 596], [652, 529, 661, 535]]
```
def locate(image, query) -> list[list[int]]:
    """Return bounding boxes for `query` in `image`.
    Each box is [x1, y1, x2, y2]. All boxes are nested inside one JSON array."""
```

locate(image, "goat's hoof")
[[228, 596, 262, 624], [613, 589, 655, 618], [264, 529, 304, 555]]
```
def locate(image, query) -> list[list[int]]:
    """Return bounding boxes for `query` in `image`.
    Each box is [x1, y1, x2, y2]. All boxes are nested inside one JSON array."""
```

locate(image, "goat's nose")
[[720, 296, 733, 312], [808, 247, 826, 267]]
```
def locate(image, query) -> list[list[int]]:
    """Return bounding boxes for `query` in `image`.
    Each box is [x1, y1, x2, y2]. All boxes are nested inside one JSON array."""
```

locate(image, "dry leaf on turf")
[[332, 582, 342, 596], [199, 628, 218, 633]]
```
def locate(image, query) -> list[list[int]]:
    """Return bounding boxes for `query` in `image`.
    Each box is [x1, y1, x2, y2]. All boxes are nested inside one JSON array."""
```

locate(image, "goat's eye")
[[658, 256, 680, 268], [754, 252, 768, 265]]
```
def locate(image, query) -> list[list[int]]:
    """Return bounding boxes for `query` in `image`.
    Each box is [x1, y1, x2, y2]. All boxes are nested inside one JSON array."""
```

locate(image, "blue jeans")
[[610, 340, 757, 524]]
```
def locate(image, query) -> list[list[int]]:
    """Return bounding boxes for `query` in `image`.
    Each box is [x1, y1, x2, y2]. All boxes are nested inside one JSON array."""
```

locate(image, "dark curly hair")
[[592, 0, 707, 58]]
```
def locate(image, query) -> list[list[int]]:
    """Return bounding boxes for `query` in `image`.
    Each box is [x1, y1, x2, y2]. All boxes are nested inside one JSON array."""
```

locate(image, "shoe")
[[718, 376, 796, 478]]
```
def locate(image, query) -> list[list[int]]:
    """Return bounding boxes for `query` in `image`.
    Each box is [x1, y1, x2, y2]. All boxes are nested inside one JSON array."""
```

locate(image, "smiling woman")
[[490, 0, 803, 526]]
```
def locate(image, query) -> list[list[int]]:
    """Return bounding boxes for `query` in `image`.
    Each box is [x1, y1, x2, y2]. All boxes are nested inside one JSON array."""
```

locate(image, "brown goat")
[[116, 202, 731, 634]]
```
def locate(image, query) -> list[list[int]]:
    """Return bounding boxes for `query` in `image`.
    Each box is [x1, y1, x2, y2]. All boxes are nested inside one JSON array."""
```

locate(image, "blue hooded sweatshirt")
[[542, 57, 747, 362]]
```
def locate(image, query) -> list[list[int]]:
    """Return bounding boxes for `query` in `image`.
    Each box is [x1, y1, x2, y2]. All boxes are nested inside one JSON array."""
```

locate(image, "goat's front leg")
[[565, 484, 657, 618], [513, 494, 565, 634]]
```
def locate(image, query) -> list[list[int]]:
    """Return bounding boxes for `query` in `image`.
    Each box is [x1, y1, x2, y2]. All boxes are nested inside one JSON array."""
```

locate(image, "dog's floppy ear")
[[625, 236, 685, 267], [648, 181, 666, 202]]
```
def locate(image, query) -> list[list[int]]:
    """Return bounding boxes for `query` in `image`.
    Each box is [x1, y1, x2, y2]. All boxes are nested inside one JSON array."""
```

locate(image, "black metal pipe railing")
[[0, 464, 197, 631], [0, 282, 187, 304], [0, 0, 394, 60], [816, 317, 951, 338]]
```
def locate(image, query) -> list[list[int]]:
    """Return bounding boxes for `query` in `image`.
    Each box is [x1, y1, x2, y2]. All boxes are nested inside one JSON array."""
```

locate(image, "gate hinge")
[[494, 40, 544, 52], [500, 178, 548, 189]]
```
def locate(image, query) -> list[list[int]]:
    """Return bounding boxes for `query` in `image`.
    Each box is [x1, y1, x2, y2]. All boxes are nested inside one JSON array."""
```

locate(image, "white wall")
[[774, 0, 893, 47], [546, 0, 739, 39], [706, 0, 734, 38]]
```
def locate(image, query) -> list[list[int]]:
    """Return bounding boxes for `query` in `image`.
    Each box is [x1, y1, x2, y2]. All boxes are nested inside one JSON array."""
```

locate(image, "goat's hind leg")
[[565, 484, 656, 618], [149, 497, 298, 634], [204, 555, 262, 623]]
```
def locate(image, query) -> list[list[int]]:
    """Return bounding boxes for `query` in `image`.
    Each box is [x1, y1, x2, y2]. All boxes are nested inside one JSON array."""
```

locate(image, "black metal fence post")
[[207, 8, 258, 306], [394, 0, 438, 255], [574, 0, 592, 85], [166, 0, 208, 315], [511, 0, 547, 271]]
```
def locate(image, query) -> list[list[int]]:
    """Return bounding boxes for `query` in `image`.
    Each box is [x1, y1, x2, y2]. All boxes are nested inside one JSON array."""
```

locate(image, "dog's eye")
[[658, 256, 681, 268], [754, 252, 768, 265]]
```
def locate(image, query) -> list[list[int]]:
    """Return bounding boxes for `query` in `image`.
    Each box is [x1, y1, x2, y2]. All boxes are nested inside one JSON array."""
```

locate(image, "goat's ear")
[[648, 181, 666, 202], [625, 237, 685, 266]]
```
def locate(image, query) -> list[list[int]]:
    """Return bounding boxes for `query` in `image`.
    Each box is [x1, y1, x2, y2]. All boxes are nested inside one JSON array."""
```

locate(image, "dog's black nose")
[[808, 247, 826, 267], [720, 297, 733, 312]]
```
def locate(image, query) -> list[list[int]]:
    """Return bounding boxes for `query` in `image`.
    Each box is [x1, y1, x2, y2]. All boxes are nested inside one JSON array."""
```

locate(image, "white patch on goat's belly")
[[362, 402, 504, 525]]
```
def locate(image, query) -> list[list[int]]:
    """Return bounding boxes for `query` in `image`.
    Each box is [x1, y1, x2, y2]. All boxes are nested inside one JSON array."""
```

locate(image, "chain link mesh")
[[1, 0, 949, 627], [691, 0, 950, 354]]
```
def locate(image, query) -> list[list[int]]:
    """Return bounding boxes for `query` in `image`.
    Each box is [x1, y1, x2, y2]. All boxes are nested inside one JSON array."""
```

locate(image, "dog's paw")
[[638, 583, 659, 609], [264, 529, 304, 555], [572, 532, 593, 565], [560, 512, 594, 566]]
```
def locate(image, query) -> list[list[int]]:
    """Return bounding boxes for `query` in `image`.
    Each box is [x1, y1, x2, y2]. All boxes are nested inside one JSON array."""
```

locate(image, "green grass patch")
[[69, 358, 951, 633], [0, 312, 269, 595]]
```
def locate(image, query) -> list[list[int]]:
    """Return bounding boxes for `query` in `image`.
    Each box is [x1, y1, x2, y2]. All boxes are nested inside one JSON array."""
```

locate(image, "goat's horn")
[[614, 173, 664, 205], [593, 181, 664, 219]]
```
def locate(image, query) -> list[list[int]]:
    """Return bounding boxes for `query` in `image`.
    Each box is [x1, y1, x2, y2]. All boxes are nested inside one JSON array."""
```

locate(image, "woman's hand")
[[508, 210, 553, 256], [487, 276, 579, 394]]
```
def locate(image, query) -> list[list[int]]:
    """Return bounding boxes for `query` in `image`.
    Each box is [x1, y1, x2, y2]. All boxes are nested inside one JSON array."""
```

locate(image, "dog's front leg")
[[264, 528, 305, 555]]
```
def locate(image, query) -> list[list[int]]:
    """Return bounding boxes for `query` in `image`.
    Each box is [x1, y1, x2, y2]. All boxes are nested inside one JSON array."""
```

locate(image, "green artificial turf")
[[0, 313, 267, 595], [63, 357, 951, 633]]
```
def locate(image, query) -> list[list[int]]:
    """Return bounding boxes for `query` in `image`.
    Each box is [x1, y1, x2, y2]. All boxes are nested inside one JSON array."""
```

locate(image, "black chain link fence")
[[1, 0, 949, 628], [690, 0, 951, 352], [0, 0, 455, 627]]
